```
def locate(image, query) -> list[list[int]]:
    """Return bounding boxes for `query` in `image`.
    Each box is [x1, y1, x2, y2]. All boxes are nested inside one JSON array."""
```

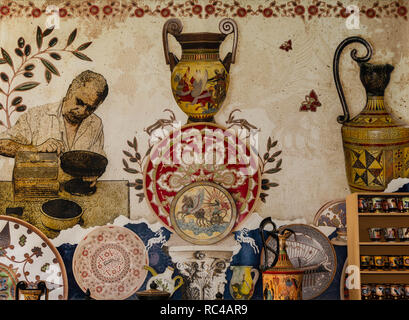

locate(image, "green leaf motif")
[[36, 26, 43, 49], [1, 48, 13, 68], [67, 29, 77, 47], [19, 234, 26, 247], [45, 70, 52, 84], [42, 26, 54, 37], [41, 263, 50, 272], [77, 42, 92, 51], [0, 59, 6, 64], [40, 58, 60, 76], [14, 81, 40, 91], [72, 51, 92, 62]]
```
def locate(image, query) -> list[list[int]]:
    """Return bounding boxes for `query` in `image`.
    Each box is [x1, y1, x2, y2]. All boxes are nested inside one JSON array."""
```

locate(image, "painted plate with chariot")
[[144, 122, 261, 232], [170, 181, 237, 245]]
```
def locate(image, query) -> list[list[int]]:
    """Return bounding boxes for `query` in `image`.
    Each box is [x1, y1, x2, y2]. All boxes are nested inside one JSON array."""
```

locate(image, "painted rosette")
[[144, 122, 261, 232], [72, 226, 148, 300], [0, 216, 68, 300]]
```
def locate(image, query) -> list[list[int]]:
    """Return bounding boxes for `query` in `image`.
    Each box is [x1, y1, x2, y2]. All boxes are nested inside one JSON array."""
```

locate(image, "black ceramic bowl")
[[40, 199, 83, 230], [60, 151, 108, 178]]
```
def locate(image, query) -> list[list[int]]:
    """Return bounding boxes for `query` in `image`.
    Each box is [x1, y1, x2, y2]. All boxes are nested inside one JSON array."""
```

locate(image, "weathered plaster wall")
[[0, 0, 408, 225]]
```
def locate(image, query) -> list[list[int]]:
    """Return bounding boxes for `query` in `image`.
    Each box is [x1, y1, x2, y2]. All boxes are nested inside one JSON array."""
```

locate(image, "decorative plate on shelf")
[[170, 181, 237, 245], [72, 225, 148, 300], [144, 123, 261, 232], [260, 224, 337, 300], [0, 216, 68, 300], [313, 199, 347, 246]]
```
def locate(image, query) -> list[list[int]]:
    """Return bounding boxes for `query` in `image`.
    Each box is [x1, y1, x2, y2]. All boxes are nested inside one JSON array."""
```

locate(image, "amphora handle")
[[333, 36, 373, 124], [219, 18, 238, 72], [163, 18, 183, 72]]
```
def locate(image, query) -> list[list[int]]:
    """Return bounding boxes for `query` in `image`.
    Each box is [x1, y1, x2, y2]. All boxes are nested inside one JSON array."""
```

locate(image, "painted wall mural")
[[0, 0, 408, 300]]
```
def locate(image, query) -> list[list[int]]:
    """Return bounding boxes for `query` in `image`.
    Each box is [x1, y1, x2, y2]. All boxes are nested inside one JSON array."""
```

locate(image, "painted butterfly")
[[300, 90, 321, 112], [279, 39, 292, 52]]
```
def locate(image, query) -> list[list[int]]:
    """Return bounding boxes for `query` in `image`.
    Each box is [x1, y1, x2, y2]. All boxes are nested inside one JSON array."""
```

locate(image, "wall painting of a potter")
[[0, 27, 129, 239]]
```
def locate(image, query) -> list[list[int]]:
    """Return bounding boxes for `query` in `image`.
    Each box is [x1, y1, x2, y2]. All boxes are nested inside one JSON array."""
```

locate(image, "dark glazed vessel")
[[333, 37, 409, 192]]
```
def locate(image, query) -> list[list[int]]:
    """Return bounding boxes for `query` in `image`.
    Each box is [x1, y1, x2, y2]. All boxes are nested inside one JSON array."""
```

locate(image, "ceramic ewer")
[[229, 265, 259, 300], [333, 36, 409, 192], [144, 265, 183, 297], [163, 18, 238, 123], [259, 218, 304, 300]]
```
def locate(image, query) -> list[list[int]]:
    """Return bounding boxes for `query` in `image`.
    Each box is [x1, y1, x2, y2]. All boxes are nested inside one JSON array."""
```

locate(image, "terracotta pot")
[[333, 37, 409, 192], [163, 18, 238, 123]]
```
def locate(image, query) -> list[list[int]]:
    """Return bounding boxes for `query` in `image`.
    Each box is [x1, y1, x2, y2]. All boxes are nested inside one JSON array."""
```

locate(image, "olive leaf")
[[123, 159, 129, 169], [45, 69, 52, 84], [17, 37, 25, 48], [0, 73, 9, 82], [42, 26, 54, 37], [15, 48, 24, 57], [36, 26, 43, 49], [1, 48, 13, 68], [72, 51, 92, 62], [48, 37, 58, 47], [49, 53, 61, 60], [11, 96, 22, 106], [76, 42, 92, 51], [66, 29, 77, 47], [24, 44, 31, 57], [123, 150, 133, 158], [14, 81, 40, 91], [40, 58, 60, 76]]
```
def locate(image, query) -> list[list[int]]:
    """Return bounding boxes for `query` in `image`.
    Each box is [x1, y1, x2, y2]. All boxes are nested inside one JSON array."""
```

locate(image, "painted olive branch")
[[122, 135, 153, 203], [0, 26, 93, 129], [258, 136, 282, 203]]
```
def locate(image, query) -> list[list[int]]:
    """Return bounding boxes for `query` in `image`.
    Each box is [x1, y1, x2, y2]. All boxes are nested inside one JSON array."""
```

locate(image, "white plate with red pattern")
[[72, 225, 148, 300]]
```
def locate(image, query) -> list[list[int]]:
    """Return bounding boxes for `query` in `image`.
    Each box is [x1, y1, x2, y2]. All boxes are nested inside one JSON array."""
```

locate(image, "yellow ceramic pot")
[[163, 18, 238, 123]]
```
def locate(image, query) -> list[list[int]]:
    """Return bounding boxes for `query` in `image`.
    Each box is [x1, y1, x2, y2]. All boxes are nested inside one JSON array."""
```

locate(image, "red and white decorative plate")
[[144, 123, 261, 231], [72, 226, 148, 300], [0, 216, 68, 300]]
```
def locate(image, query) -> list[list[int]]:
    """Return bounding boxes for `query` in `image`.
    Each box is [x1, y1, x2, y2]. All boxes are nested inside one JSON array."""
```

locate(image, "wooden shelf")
[[360, 242, 409, 246], [347, 192, 409, 300], [361, 270, 409, 274], [359, 213, 409, 216]]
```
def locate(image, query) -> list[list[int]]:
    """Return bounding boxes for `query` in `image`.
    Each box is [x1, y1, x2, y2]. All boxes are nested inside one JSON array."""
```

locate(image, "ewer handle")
[[333, 36, 373, 124]]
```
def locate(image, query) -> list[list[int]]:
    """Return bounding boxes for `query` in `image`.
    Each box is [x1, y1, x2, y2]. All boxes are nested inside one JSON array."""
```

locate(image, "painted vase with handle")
[[163, 18, 238, 123], [144, 265, 183, 297], [333, 36, 409, 192], [229, 266, 259, 300], [259, 217, 304, 300]]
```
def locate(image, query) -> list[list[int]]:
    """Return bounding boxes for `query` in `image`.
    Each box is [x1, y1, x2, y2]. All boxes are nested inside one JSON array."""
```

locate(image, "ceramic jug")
[[229, 266, 259, 300], [333, 36, 409, 192], [163, 18, 238, 123], [259, 218, 304, 300], [144, 265, 183, 297]]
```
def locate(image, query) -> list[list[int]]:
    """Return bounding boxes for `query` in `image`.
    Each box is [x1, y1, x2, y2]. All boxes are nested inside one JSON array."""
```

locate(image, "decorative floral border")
[[0, 1, 407, 20]]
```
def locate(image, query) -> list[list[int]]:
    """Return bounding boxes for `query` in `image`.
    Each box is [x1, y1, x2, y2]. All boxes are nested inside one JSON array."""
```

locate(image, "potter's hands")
[[83, 176, 98, 188], [35, 139, 65, 155]]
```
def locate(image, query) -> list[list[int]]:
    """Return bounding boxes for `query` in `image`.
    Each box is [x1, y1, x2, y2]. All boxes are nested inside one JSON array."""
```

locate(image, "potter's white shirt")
[[0, 101, 105, 155]]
